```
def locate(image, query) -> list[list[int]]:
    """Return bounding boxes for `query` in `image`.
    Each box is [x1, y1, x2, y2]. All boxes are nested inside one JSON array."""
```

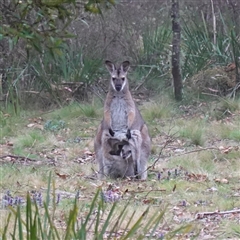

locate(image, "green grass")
[[14, 129, 45, 148], [142, 99, 174, 122], [45, 102, 101, 121], [1, 173, 194, 239], [217, 124, 240, 141], [177, 120, 206, 146], [1, 95, 240, 239]]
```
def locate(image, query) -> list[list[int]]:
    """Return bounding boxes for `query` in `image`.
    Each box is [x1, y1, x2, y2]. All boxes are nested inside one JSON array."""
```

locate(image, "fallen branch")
[[0, 154, 38, 162], [125, 189, 166, 194], [195, 208, 240, 219], [148, 139, 173, 170], [174, 146, 219, 157], [135, 66, 154, 91]]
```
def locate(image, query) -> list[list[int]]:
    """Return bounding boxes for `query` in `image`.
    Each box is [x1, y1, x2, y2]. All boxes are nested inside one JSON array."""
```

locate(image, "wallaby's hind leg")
[[94, 124, 105, 178], [138, 124, 151, 180]]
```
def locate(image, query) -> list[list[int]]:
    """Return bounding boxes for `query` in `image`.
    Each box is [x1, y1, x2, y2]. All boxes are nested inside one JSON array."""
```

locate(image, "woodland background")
[[1, 0, 240, 109], [1, 0, 240, 239]]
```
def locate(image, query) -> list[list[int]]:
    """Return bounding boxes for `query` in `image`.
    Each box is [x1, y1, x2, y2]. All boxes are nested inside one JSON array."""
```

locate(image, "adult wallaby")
[[94, 60, 151, 179]]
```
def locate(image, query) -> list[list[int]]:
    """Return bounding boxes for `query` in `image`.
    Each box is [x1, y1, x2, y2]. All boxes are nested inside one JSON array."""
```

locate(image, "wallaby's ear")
[[105, 60, 115, 73], [121, 61, 130, 73]]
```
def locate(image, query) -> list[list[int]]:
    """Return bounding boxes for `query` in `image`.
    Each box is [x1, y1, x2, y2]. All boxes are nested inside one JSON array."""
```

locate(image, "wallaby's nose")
[[115, 78, 123, 91], [115, 84, 122, 91]]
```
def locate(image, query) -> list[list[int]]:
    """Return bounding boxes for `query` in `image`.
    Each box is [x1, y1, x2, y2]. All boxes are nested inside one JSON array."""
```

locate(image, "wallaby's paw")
[[126, 129, 131, 139], [109, 128, 115, 137]]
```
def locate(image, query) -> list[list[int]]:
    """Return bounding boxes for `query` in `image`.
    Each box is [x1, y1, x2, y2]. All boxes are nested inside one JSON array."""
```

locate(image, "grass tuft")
[[142, 100, 173, 122], [178, 120, 205, 146]]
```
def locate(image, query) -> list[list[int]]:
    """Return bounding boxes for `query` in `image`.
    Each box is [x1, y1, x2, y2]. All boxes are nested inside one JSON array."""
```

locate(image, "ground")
[[0, 97, 240, 239]]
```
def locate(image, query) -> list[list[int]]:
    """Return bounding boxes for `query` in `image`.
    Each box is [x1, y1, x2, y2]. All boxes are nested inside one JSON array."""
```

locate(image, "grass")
[[1, 97, 240, 239], [171, 118, 206, 146], [14, 130, 45, 148]]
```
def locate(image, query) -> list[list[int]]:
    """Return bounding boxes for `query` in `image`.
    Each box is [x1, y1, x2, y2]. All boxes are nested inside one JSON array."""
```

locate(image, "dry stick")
[[148, 139, 173, 170], [135, 66, 154, 91], [195, 209, 240, 219], [0, 154, 37, 162], [174, 146, 219, 157], [135, 130, 178, 179], [211, 0, 217, 46], [229, 82, 240, 99], [137, 142, 220, 179], [133, 138, 173, 180]]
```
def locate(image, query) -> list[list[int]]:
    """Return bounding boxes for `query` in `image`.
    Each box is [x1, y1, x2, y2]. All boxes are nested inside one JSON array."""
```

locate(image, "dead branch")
[[135, 66, 154, 91], [148, 139, 173, 170], [0, 154, 38, 162], [174, 147, 219, 157], [229, 82, 240, 99], [195, 208, 240, 219]]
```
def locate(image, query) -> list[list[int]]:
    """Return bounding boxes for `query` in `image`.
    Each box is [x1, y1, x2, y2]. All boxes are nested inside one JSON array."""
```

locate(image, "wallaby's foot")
[[109, 128, 115, 137], [126, 129, 131, 139]]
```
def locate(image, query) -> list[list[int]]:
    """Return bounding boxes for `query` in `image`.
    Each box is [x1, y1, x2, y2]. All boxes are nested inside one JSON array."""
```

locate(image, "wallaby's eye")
[[112, 77, 116, 81], [121, 77, 125, 81]]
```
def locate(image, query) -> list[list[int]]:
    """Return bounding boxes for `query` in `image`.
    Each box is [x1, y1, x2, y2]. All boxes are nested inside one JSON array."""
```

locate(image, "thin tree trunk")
[[171, 0, 182, 101]]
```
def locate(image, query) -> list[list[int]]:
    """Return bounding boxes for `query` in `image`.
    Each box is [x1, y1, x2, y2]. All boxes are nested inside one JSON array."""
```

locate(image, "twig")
[[126, 189, 166, 194], [148, 139, 173, 170], [135, 66, 154, 91], [211, 0, 217, 46], [195, 208, 240, 219], [0, 154, 38, 162], [174, 146, 219, 157], [229, 82, 240, 99]]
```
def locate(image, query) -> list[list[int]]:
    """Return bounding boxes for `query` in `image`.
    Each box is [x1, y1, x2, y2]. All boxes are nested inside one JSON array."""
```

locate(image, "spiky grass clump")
[[142, 101, 173, 123], [178, 120, 205, 146], [14, 130, 45, 148], [2, 173, 193, 239]]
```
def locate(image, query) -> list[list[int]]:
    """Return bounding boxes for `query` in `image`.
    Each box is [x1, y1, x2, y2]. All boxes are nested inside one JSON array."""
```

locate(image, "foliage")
[[0, 0, 115, 55], [44, 119, 66, 132], [181, 8, 240, 81], [133, 17, 172, 91], [1, 0, 240, 109], [1, 98, 240, 239], [1, 172, 193, 239]]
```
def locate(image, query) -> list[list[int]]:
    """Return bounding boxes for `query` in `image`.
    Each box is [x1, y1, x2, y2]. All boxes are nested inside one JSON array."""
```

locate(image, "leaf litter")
[[1, 103, 240, 239]]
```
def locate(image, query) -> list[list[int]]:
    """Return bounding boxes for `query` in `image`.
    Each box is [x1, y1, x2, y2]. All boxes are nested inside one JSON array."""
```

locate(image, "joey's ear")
[[105, 60, 115, 73], [121, 61, 130, 73]]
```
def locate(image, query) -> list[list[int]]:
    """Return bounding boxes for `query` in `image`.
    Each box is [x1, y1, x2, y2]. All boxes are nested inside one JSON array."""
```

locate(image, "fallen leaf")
[[219, 146, 233, 154], [27, 123, 35, 128], [55, 172, 70, 180], [6, 141, 14, 146]]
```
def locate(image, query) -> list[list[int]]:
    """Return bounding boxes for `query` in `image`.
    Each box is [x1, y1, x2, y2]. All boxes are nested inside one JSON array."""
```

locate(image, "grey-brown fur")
[[94, 61, 151, 179]]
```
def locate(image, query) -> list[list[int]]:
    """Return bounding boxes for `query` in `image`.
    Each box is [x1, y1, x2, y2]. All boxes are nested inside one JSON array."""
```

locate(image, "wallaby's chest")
[[110, 97, 128, 132]]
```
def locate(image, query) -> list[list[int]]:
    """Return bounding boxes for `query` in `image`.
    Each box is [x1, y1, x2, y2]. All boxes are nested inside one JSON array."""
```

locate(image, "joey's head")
[[105, 60, 130, 92], [120, 144, 132, 160]]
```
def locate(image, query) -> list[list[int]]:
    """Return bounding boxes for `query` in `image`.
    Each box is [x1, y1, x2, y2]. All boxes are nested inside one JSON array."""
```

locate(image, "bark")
[[171, 0, 182, 101]]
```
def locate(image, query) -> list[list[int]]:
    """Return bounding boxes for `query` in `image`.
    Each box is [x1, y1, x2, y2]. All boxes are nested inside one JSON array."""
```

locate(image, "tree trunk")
[[171, 0, 182, 101]]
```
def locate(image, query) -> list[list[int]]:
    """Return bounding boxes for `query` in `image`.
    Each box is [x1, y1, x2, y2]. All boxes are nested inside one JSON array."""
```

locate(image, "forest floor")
[[1, 96, 240, 239]]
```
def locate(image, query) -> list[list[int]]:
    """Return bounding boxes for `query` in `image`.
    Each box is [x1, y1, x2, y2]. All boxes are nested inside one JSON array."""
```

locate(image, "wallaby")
[[104, 130, 142, 179], [94, 60, 151, 179], [100, 130, 135, 178]]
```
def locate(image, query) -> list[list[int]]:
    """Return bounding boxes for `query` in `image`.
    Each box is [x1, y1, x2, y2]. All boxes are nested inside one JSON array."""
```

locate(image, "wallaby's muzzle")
[[114, 78, 124, 91], [115, 84, 122, 91]]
